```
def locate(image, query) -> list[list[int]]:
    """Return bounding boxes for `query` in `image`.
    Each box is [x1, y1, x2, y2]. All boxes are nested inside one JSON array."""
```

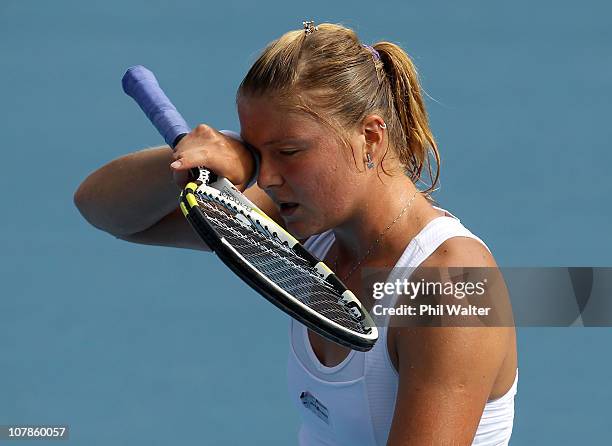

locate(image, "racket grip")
[[122, 65, 191, 149]]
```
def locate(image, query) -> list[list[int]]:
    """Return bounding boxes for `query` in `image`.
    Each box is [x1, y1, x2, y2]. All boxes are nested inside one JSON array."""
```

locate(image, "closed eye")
[[280, 149, 300, 156]]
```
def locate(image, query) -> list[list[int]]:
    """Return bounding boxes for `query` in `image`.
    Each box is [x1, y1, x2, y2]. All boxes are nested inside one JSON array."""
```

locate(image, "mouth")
[[278, 202, 300, 217]]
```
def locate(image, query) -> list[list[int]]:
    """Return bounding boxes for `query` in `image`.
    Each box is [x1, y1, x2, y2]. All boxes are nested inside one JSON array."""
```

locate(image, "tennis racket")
[[122, 65, 378, 351]]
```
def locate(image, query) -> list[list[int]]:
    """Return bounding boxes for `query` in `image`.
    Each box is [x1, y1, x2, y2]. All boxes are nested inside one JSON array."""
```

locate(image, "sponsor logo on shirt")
[[300, 391, 329, 425]]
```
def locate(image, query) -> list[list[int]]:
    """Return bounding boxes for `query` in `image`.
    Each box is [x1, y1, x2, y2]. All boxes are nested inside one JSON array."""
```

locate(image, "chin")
[[285, 222, 310, 240], [284, 218, 327, 241]]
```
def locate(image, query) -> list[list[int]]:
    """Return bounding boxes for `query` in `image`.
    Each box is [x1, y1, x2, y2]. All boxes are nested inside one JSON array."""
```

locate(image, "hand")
[[169, 124, 256, 191]]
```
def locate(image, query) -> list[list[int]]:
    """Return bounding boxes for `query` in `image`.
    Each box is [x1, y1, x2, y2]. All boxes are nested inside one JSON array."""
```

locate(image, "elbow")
[[73, 181, 93, 224], [73, 182, 88, 216], [73, 181, 121, 236], [73, 179, 150, 238], [73, 182, 104, 233]]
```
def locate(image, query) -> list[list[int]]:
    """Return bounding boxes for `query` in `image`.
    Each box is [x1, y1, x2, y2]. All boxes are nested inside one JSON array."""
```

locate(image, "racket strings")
[[195, 195, 369, 334]]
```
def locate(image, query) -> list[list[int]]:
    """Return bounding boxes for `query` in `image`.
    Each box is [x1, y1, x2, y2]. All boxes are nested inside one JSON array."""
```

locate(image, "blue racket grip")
[[122, 65, 190, 149]]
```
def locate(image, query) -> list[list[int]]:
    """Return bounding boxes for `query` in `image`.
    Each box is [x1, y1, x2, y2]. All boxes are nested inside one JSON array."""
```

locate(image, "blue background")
[[1, 0, 610, 444]]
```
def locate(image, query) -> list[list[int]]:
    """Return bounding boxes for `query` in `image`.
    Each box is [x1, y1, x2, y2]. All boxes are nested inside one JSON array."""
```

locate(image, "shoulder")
[[413, 205, 495, 268], [421, 232, 497, 268]]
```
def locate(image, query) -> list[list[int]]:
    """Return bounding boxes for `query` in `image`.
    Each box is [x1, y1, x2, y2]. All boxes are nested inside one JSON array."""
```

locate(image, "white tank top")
[[287, 208, 518, 446]]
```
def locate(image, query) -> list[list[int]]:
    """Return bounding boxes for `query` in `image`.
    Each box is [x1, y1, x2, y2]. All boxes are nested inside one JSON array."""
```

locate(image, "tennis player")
[[75, 22, 517, 446]]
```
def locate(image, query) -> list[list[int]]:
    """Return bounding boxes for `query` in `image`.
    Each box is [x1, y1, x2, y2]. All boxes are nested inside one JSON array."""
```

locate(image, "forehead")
[[237, 96, 327, 147]]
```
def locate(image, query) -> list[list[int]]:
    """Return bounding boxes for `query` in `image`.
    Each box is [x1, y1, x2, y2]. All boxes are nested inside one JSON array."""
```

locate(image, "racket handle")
[[122, 65, 190, 149]]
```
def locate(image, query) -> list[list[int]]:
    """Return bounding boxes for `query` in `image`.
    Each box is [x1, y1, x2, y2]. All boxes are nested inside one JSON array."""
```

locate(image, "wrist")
[[219, 129, 260, 190]]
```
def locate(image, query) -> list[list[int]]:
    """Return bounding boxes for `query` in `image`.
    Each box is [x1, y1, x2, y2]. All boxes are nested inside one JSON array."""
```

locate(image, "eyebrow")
[[241, 136, 308, 149]]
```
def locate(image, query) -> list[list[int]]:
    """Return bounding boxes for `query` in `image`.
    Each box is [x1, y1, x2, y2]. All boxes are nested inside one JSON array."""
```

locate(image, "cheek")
[[297, 156, 362, 215], [296, 156, 339, 199]]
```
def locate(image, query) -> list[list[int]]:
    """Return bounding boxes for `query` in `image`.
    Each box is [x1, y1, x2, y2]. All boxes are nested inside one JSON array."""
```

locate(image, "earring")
[[366, 153, 374, 169], [380, 122, 387, 129]]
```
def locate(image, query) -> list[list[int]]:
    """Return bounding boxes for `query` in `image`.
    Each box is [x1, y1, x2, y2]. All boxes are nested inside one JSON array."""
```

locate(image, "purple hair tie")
[[363, 44, 380, 61]]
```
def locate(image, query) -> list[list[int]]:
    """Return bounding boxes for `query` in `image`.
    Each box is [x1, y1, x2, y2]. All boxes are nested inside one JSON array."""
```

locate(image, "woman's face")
[[238, 95, 367, 238]]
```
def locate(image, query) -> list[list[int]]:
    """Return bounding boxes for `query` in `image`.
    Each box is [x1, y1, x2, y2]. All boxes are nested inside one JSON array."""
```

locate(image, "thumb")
[[170, 159, 184, 169]]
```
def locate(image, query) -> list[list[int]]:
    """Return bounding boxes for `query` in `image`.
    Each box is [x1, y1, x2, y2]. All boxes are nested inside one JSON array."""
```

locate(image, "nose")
[[256, 154, 284, 191]]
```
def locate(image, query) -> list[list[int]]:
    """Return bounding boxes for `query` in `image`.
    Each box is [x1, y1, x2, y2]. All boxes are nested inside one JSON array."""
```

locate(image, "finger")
[[170, 149, 210, 170], [193, 123, 215, 136]]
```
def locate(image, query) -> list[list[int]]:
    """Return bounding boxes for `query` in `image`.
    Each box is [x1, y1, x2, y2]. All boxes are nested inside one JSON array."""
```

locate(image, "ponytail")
[[375, 42, 440, 196]]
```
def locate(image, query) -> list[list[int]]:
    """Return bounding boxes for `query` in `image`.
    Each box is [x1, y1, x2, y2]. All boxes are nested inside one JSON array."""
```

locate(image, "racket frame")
[[180, 173, 379, 351]]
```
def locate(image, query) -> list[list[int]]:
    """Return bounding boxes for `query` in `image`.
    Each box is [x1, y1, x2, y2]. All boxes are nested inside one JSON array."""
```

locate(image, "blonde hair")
[[237, 23, 440, 196]]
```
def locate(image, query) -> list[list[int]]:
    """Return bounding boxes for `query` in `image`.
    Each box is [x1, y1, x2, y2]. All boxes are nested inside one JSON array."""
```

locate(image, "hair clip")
[[303, 21, 318, 36], [362, 44, 381, 61]]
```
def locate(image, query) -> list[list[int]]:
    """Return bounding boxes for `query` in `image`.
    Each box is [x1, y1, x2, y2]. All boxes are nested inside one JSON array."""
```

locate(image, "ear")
[[360, 114, 387, 166]]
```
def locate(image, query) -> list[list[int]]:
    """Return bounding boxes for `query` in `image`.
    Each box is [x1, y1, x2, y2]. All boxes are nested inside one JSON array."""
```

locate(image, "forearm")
[[74, 146, 181, 236]]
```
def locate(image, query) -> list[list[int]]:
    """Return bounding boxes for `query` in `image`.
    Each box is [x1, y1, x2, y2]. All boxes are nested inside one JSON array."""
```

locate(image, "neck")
[[331, 174, 435, 275]]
